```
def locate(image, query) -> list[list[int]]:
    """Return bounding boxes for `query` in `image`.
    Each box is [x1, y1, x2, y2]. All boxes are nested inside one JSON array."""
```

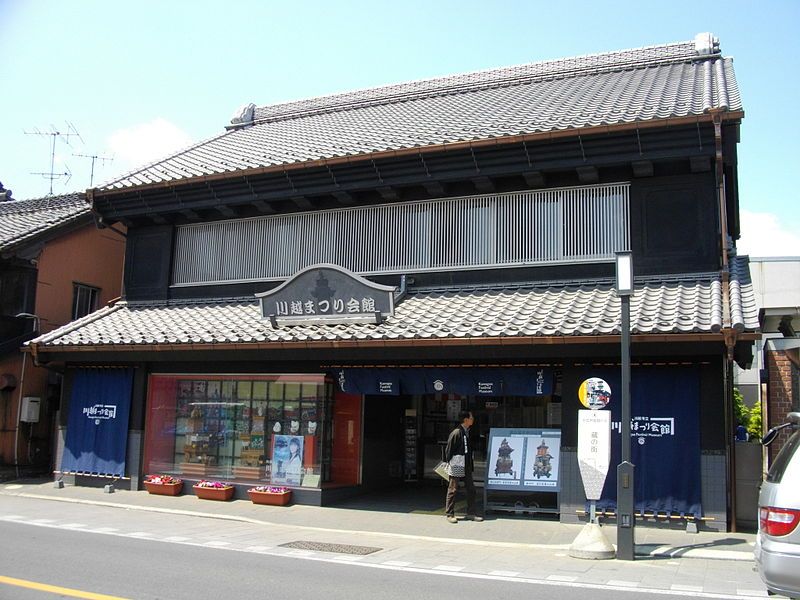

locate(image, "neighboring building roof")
[[0, 193, 91, 255], [99, 35, 741, 192], [31, 258, 758, 350]]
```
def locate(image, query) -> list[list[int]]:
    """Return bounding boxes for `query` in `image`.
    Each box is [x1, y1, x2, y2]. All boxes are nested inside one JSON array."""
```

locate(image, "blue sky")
[[1, 0, 797, 256]]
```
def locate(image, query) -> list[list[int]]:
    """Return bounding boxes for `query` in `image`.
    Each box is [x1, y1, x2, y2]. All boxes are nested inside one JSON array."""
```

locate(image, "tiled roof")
[[32, 258, 758, 350], [0, 193, 90, 254], [99, 36, 741, 191]]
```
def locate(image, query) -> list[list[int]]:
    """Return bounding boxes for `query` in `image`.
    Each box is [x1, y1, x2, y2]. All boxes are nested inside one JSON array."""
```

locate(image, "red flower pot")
[[193, 485, 235, 501], [144, 481, 184, 496], [247, 490, 292, 506]]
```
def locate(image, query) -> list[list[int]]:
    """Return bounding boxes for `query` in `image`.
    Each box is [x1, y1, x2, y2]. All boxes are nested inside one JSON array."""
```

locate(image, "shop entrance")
[[359, 393, 561, 487], [344, 392, 562, 515], [419, 394, 560, 484]]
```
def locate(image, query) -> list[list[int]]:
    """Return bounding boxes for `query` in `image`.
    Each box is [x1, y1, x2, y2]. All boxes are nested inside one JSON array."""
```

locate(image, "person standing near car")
[[444, 410, 483, 523]]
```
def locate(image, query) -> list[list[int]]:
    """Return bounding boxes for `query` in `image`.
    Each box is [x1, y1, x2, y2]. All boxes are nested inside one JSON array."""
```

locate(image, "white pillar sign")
[[577, 409, 611, 500]]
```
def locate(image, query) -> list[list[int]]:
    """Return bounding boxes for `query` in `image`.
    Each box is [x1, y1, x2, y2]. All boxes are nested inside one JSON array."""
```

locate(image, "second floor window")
[[172, 183, 630, 286], [72, 283, 99, 320]]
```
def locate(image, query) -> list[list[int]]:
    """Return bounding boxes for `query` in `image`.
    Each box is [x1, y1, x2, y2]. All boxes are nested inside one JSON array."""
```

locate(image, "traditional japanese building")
[[28, 33, 758, 530], [0, 192, 125, 476]]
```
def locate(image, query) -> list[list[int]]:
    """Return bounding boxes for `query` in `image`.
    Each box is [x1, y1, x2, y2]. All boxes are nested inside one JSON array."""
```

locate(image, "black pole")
[[616, 293, 635, 560]]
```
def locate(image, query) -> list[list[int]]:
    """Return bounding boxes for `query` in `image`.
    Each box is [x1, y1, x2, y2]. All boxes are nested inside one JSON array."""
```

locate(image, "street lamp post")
[[615, 251, 635, 560]]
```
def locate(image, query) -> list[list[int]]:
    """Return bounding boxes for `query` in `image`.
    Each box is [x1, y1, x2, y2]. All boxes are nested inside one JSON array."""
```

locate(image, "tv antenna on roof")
[[73, 152, 114, 187], [24, 122, 83, 195]]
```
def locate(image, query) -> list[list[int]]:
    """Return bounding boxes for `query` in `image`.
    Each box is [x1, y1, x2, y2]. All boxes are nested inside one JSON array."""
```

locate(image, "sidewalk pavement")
[[0, 478, 769, 599]]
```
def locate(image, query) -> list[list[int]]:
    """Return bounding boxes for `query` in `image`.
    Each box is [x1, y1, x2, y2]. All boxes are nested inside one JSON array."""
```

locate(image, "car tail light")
[[760, 506, 800, 536]]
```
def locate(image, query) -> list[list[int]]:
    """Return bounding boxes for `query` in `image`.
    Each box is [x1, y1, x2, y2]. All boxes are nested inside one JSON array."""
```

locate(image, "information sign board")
[[485, 428, 561, 492], [577, 409, 611, 500]]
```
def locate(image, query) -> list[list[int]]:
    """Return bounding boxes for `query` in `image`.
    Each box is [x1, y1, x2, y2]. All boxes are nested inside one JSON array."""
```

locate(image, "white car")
[[754, 412, 800, 599]]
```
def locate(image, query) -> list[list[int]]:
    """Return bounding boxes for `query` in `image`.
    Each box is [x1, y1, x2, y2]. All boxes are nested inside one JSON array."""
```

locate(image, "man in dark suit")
[[444, 410, 484, 523]]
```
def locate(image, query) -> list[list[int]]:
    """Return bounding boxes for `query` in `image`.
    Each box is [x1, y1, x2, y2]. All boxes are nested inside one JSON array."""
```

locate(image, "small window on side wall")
[[72, 283, 100, 320]]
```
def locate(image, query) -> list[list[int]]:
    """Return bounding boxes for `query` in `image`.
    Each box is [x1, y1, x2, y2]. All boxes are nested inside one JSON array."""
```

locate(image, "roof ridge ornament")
[[230, 102, 256, 128], [694, 32, 720, 56]]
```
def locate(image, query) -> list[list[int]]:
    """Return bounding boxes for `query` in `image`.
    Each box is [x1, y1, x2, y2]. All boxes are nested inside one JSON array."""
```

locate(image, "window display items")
[[271, 435, 304, 485]]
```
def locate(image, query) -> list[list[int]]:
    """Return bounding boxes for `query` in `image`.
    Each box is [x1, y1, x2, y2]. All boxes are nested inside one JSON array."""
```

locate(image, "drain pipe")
[[13, 313, 40, 480], [713, 112, 730, 273], [13, 351, 29, 480], [712, 111, 739, 532]]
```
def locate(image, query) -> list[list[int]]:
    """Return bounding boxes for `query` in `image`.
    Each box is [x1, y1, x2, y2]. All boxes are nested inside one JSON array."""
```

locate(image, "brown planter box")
[[247, 490, 292, 506], [193, 485, 235, 501], [144, 481, 184, 496]]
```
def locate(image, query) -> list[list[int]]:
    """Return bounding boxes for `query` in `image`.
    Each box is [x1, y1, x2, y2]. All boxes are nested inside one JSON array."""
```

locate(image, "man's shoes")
[[464, 515, 484, 522], [446, 515, 458, 524]]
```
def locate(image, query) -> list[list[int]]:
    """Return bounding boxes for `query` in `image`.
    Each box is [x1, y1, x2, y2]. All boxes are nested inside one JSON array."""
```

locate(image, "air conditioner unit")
[[21, 397, 41, 423]]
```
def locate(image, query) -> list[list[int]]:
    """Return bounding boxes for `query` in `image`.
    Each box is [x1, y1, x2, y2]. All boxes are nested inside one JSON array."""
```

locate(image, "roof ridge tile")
[[248, 40, 704, 126]]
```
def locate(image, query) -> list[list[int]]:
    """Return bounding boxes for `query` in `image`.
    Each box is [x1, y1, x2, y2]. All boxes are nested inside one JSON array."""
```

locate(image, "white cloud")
[[737, 210, 800, 257], [106, 118, 194, 174]]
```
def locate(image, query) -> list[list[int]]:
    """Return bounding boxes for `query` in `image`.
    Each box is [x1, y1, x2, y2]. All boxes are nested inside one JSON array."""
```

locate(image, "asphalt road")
[[1, 518, 740, 600]]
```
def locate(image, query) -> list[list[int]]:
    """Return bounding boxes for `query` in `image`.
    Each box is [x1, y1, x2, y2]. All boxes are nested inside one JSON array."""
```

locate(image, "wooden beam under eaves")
[[333, 191, 355, 205], [423, 181, 445, 197], [252, 200, 276, 214], [180, 208, 201, 221], [576, 166, 599, 184], [149, 214, 168, 225], [215, 205, 238, 218], [377, 186, 399, 201], [472, 176, 495, 193], [291, 196, 314, 210], [523, 171, 545, 188], [631, 160, 653, 177]]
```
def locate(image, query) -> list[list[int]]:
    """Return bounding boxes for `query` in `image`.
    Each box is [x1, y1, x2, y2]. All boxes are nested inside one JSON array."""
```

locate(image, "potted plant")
[[193, 480, 235, 501], [247, 485, 292, 506], [143, 474, 184, 496]]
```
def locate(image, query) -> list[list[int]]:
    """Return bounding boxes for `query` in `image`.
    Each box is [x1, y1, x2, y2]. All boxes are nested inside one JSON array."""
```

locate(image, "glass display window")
[[143, 374, 333, 488]]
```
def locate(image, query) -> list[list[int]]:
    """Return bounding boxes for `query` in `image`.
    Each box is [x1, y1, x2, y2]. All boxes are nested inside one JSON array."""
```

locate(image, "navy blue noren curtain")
[[585, 366, 703, 518], [61, 368, 134, 477]]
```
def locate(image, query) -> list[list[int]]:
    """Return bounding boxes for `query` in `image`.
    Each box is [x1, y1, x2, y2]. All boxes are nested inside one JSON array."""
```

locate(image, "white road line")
[[547, 575, 578, 582], [382, 561, 411, 567], [163, 536, 190, 542], [29, 519, 56, 524], [287, 550, 315, 557], [736, 590, 768, 597], [332, 555, 365, 562], [607, 580, 639, 587], [127, 532, 154, 537], [203, 541, 231, 547], [434, 565, 465, 572], [92, 527, 119, 533], [488, 570, 520, 577], [60, 523, 87, 529], [245, 545, 273, 552]]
